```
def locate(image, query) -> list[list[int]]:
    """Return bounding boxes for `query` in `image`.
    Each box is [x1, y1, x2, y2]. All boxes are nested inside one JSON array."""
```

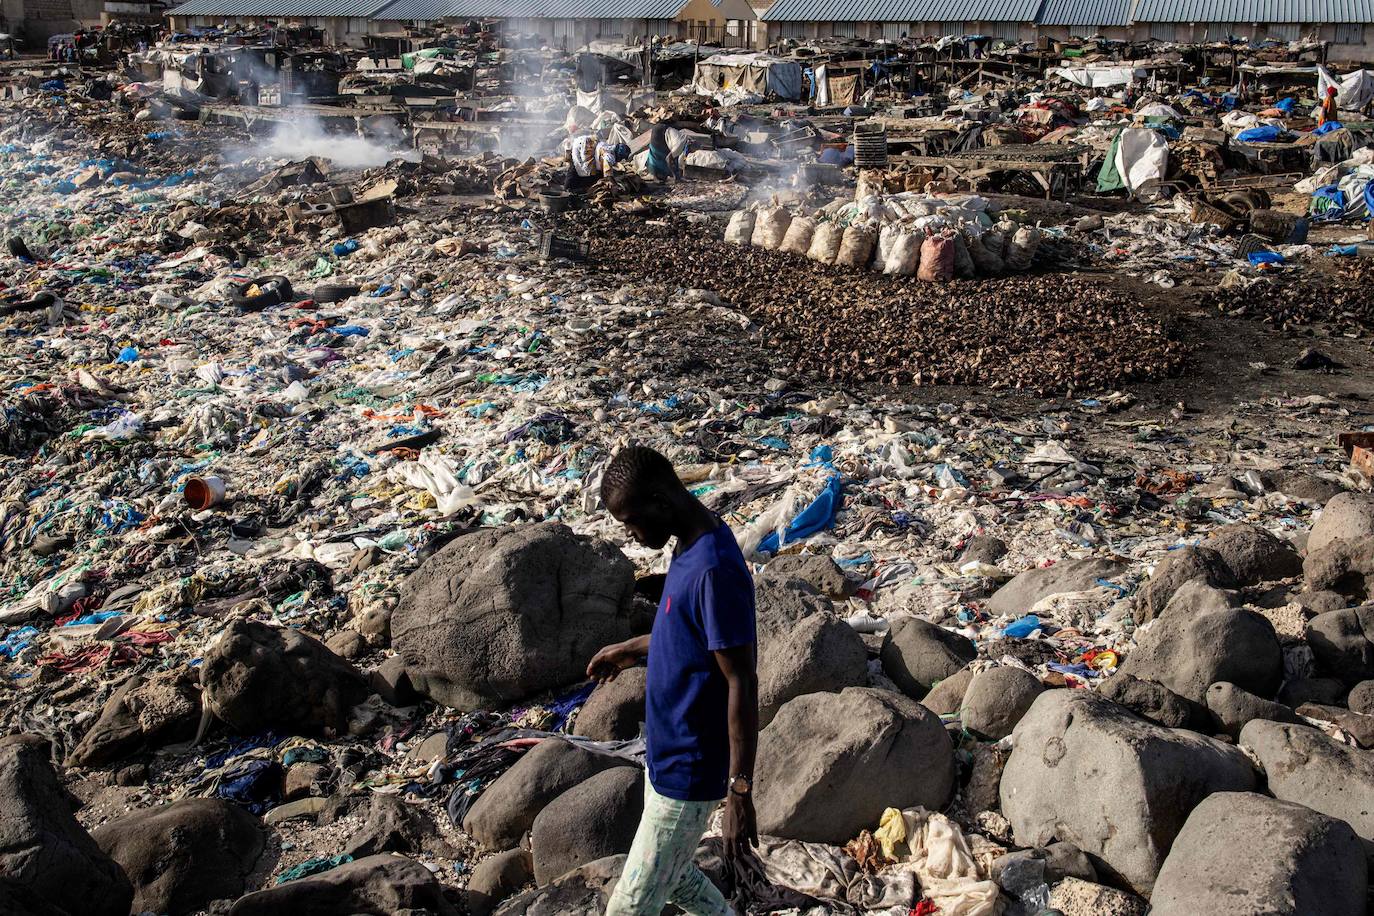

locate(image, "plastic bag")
[[724, 210, 755, 245], [835, 225, 877, 269], [883, 231, 921, 276], [917, 235, 955, 282], [807, 221, 843, 264], [779, 216, 816, 256], [877, 224, 902, 271], [752, 207, 792, 250], [1006, 227, 1041, 271]]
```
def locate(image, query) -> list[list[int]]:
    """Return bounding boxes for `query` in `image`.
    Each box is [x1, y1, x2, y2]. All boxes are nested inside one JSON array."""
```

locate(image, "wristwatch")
[[729, 774, 752, 796]]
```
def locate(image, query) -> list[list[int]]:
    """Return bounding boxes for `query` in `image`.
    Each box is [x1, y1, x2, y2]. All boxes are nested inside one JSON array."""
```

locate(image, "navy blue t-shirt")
[[645, 522, 757, 802]]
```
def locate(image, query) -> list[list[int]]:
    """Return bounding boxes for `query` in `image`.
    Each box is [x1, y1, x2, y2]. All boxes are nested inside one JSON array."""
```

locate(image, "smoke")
[[229, 110, 420, 170]]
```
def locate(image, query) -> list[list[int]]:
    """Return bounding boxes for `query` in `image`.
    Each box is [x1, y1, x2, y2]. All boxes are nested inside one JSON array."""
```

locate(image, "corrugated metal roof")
[[168, 0, 387, 16], [761, 0, 1041, 21], [1131, 0, 1373, 19], [1036, 0, 1128, 24], [373, 0, 688, 18]]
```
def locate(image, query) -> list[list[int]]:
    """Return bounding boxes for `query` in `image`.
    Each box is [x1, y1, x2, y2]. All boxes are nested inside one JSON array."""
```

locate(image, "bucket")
[[184, 475, 227, 510]]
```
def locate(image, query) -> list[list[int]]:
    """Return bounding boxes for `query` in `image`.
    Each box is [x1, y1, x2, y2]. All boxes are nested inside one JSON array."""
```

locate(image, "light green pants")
[[604, 778, 733, 916]]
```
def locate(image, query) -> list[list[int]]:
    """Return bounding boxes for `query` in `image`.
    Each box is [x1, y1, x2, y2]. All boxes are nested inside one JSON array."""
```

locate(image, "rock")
[[406, 732, 448, 765], [1292, 589, 1348, 614], [393, 524, 634, 709], [530, 766, 644, 886], [1000, 690, 1256, 894], [880, 617, 977, 700], [1150, 791, 1366, 916], [263, 797, 328, 826], [1201, 523, 1302, 584], [1159, 579, 1238, 619], [984, 557, 1123, 616], [324, 629, 366, 659], [1097, 673, 1203, 730], [1135, 546, 1236, 623], [753, 576, 834, 636], [369, 654, 419, 707], [0, 734, 133, 916], [1205, 681, 1300, 737], [1307, 605, 1374, 684], [67, 668, 200, 768], [201, 620, 368, 737], [1304, 537, 1374, 602], [755, 687, 954, 844], [91, 798, 265, 916], [571, 667, 646, 741], [283, 762, 330, 800], [493, 854, 623, 916], [345, 794, 447, 858], [1047, 877, 1147, 916], [357, 606, 391, 645], [758, 614, 868, 726], [1277, 677, 1346, 708], [464, 737, 633, 852], [1117, 602, 1281, 704], [1241, 719, 1374, 840], [1349, 680, 1374, 715], [963, 743, 1008, 814], [960, 666, 1044, 740], [920, 665, 973, 715], [1265, 470, 1345, 504], [958, 534, 1007, 566], [114, 763, 147, 787], [1295, 703, 1374, 747], [1309, 492, 1374, 554], [227, 853, 457, 915], [756, 553, 856, 598], [468, 848, 534, 916]]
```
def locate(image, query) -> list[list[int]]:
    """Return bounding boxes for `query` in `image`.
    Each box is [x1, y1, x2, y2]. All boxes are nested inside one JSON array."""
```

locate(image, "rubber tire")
[[311, 283, 361, 304], [231, 275, 293, 311]]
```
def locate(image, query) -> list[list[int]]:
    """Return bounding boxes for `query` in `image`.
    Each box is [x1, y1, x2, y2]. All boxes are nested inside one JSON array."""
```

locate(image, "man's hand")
[[586, 635, 650, 683], [721, 791, 758, 864]]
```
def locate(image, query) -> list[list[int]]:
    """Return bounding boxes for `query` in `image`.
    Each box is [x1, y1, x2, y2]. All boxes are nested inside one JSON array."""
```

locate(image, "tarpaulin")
[[1237, 125, 1283, 143], [1318, 65, 1374, 112], [1113, 127, 1169, 193], [1049, 65, 1142, 88]]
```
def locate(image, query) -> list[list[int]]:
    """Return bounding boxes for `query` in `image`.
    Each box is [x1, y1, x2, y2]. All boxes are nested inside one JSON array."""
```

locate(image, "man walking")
[[588, 445, 758, 916]]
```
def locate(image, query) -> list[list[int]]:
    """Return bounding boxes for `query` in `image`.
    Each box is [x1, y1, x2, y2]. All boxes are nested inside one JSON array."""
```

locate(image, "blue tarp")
[[1237, 125, 1283, 143]]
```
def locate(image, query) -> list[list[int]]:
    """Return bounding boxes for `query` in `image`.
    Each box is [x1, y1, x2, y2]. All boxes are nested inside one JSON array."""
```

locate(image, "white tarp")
[[693, 53, 803, 101], [1050, 65, 1143, 87], [1318, 65, 1374, 111], [1115, 127, 1169, 192]]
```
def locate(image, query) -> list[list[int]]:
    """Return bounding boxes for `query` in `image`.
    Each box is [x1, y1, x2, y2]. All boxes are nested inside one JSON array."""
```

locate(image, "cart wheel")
[[1218, 191, 1258, 218]]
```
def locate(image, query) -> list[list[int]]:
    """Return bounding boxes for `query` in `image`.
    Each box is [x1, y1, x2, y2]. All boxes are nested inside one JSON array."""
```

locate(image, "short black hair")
[[601, 446, 679, 507]]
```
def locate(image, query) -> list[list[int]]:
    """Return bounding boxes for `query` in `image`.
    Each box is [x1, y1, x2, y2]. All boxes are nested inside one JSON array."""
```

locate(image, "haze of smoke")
[[232, 110, 419, 169]]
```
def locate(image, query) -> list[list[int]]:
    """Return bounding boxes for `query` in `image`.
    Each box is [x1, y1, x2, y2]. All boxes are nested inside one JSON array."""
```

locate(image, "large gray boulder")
[[393, 524, 635, 709], [961, 666, 1044, 740], [1097, 673, 1203, 730], [0, 735, 132, 916], [756, 554, 856, 599], [1000, 690, 1256, 895], [1150, 792, 1366, 916], [985, 557, 1123, 616], [1135, 546, 1236, 623], [571, 667, 646, 742], [227, 853, 457, 915], [1349, 679, 1374, 715], [755, 687, 954, 844], [920, 666, 973, 715], [464, 737, 634, 851], [468, 848, 533, 916], [1158, 580, 1238, 619], [91, 798, 265, 916], [1201, 523, 1302, 584], [1205, 681, 1300, 738], [200, 620, 367, 737], [1117, 603, 1281, 703], [1307, 605, 1374, 685], [758, 614, 868, 726], [880, 617, 976, 700], [1240, 719, 1374, 840], [530, 766, 644, 886], [493, 854, 624, 916], [1304, 537, 1374, 602], [1309, 492, 1374, 554], [753, 577, 834, 636], [68, 668, 200, 768]]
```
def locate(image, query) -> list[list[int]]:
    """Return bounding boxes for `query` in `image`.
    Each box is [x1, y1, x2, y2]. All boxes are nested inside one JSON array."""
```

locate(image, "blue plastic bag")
[[1003, 614, 1042, 638], [1247, 250, 1284, 266], [757, 474, 843, 555]]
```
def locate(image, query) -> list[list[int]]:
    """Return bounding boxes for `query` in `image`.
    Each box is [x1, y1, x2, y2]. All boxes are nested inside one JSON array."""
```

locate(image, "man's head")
[[1328, 86, 1339, 96], [600, 446, 683, 549]]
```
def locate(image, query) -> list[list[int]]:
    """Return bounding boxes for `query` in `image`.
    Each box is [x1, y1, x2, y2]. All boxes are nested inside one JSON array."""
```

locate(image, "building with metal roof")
[[761, 0, 1043, 42]]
